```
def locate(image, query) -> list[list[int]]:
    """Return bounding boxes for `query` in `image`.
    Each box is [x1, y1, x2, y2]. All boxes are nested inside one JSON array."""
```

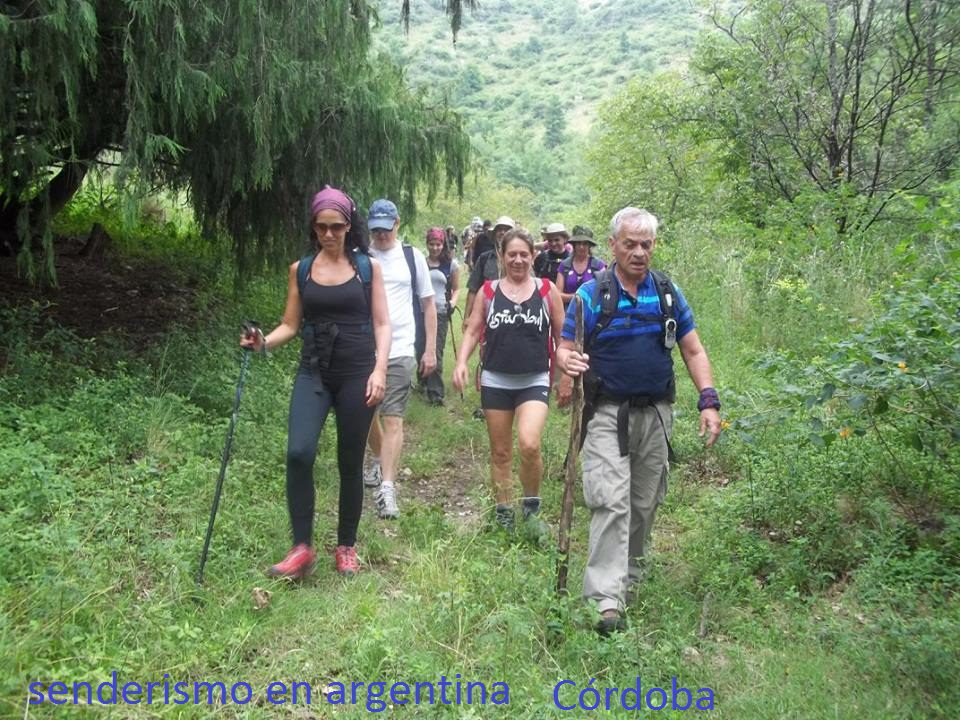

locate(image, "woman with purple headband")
[[241, 186, 391, 578]]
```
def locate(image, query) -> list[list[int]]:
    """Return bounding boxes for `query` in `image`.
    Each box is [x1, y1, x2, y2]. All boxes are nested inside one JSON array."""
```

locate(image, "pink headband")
[[310, 186, 354, 221], [426, 227, 446, 241]]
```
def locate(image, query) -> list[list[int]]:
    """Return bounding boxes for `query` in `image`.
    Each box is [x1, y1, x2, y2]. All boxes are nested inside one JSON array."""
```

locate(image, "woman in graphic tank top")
[[453, 228, 565, 534]]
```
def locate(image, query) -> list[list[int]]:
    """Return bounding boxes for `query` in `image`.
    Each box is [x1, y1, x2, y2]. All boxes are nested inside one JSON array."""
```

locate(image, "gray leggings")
[[421, 310, 449, 402], [286, 367, 375, 547]]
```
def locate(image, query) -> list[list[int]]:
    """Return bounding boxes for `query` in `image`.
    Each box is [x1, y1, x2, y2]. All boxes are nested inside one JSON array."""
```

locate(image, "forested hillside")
[[375, 0, 702, 216]]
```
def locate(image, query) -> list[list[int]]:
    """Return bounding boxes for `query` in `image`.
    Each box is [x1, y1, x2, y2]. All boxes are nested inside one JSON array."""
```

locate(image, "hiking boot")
[[267, 543, 316, 580], [596, 609, 628, 637], [363, 462, 383, 489], [493, 504, 515, 532], [374, 482, 400, 519], [334, 545, 360, 575]]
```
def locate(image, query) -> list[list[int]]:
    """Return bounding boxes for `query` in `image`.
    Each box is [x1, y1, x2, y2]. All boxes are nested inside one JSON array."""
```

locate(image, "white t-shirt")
[[428, 258, 459, 313], [369, 241, 434, 359]]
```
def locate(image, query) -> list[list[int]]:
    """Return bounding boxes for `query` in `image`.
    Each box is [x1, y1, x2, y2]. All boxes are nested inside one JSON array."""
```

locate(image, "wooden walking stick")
[[557, 296, 584, 595]]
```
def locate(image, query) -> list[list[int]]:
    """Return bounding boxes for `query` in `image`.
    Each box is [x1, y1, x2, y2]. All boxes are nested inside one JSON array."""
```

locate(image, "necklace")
[[501, 278, 532, 303]]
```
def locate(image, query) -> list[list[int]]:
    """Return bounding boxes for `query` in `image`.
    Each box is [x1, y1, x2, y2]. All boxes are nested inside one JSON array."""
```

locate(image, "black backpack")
[[401, 244, 426, 358], [586, 266, 678, 352]]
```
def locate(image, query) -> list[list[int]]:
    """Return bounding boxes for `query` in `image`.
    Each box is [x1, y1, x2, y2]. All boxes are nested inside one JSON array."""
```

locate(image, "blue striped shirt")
[[561, 268, 695, 397]]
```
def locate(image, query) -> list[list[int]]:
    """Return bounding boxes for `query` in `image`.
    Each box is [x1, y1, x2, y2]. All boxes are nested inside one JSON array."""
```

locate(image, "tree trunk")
[[0, 158, 92, 256]]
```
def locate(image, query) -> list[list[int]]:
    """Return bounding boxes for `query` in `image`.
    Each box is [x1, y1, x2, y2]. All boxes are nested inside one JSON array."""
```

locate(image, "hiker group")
[[239, 189, 722, 635]]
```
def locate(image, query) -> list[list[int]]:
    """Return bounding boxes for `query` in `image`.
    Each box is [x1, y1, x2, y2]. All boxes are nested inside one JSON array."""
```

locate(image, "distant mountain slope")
[[374, 0, 703, 214]]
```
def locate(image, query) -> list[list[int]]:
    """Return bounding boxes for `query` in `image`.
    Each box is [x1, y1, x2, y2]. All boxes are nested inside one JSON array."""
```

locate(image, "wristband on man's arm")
[[697, 387, 721, 411]]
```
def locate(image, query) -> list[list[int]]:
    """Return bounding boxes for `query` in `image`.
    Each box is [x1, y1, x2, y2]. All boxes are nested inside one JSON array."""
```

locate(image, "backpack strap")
[[585, 268, 618, 351], [402, 244, 426, 357], [353, 250, 373, 313], [649, 269, 678, 349], [482, 279, 498, 319], [297, 253, 316, 298], [540, 277, 556, 381], [439, 260, 453, 307], [402, 245, 419, 302]]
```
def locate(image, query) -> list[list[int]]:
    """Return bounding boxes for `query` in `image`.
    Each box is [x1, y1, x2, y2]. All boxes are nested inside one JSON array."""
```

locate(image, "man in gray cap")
[[364, 198, 437, 519]]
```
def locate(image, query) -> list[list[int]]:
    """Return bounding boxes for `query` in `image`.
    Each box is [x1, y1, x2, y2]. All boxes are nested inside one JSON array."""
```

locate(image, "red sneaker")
[[267, 544, 316, 580], [334, 545, 360, 575]]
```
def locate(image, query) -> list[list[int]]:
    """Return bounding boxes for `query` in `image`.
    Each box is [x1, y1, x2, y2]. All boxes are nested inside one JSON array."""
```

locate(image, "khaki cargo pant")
[[581, 400, 673, 614]]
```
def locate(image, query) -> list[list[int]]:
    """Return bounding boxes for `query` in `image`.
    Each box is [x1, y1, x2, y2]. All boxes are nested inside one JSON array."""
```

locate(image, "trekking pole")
[[196, 322, 257, 584], [449, 307, 465, 400], [557, 296, 584, 596]]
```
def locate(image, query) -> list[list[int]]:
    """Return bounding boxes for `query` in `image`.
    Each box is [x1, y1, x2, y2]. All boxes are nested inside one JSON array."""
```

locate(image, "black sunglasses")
[[314, 222, 349, 234]]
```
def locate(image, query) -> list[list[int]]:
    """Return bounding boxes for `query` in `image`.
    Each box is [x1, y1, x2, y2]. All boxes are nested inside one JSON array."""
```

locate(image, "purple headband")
[[310, 186, 354, 221]]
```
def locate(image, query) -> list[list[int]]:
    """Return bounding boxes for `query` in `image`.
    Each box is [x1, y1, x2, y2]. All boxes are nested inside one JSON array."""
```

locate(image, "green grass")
[[2, 205, 958, 718]]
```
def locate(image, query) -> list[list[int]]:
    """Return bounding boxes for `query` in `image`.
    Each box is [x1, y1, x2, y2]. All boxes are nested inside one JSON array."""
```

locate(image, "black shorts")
[[480, 385, 550, 411]]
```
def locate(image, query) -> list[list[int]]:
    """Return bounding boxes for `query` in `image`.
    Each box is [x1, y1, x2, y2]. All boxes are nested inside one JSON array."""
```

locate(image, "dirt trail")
[[379, 403, 488, 528]]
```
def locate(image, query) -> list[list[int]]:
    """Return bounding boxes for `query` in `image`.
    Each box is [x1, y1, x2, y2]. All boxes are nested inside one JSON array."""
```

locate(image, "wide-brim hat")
[[570, 234, 597, 246], [493, 215, 515, 231], [542, 222, 569, 238]]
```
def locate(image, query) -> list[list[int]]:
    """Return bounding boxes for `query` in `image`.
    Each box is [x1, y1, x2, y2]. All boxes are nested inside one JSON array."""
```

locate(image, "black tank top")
[[301, 275, 375, 378], [482, 281, 551, 374]]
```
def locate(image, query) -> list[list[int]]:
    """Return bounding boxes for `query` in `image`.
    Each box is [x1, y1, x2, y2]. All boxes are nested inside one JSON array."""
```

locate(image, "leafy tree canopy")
[[1, 0, 475, 280], [589, 0, 960, 234]]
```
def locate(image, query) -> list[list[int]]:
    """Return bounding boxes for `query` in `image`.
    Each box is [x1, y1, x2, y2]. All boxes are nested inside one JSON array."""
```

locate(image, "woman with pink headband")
[[241, 186, 391, 578]]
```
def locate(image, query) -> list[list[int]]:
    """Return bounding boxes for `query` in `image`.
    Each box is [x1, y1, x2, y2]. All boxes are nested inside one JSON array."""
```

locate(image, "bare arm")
[[448, 266, 461, 311], [451, 288, 487, 391], [547, 283, 565, 350], [240, 262, 302, 351], [370, 260, 391, 373], [420, 294, 438, 375], [678, 329, 722, 446], [363, 259, 391, 406]]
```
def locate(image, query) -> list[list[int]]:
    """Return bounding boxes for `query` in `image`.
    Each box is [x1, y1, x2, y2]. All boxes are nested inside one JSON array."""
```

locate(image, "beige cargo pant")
[[581, 400, 673, 614]]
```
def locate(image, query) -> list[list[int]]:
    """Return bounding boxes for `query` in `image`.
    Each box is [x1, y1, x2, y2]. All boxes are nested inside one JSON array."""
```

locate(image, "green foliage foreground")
[[1, 184, 958, 717]]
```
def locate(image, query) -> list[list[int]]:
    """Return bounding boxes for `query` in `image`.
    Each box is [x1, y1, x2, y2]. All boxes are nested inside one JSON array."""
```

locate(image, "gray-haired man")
[[557, 207, 722, 635]]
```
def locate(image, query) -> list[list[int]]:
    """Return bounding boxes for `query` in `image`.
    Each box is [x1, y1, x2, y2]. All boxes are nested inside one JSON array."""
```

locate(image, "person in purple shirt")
[[555, 226, 606, 305]]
